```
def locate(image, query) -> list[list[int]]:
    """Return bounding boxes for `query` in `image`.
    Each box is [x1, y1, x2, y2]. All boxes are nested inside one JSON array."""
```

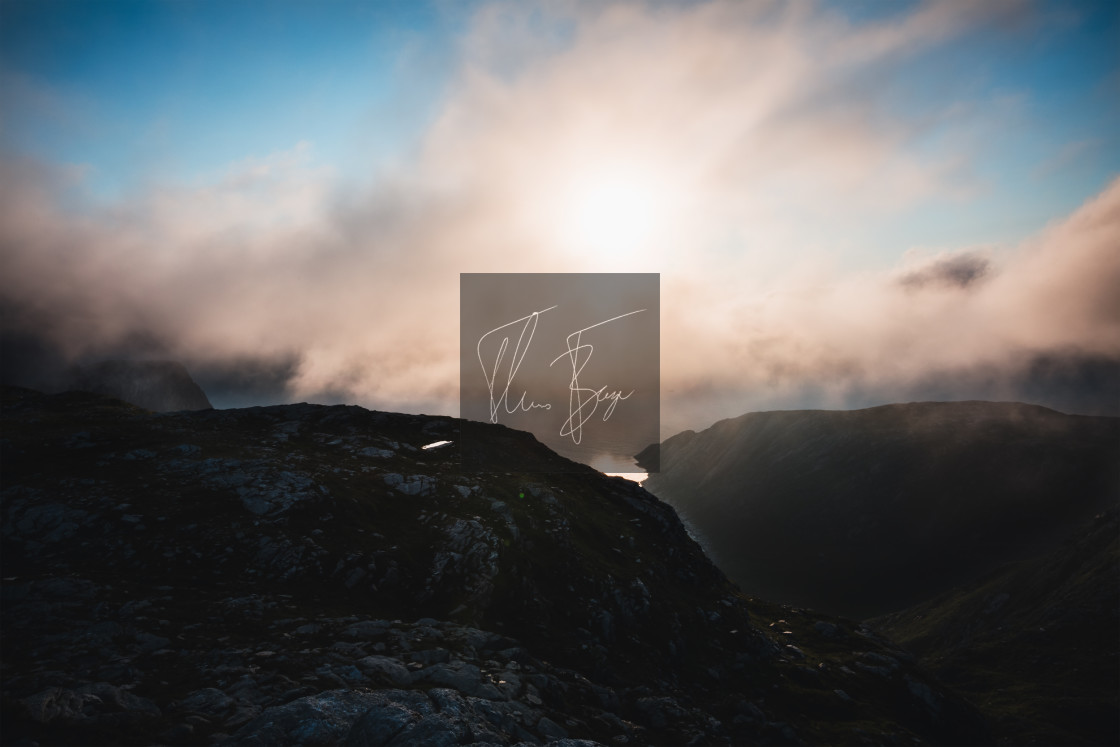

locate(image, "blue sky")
[[1, 0, 1118, 426], [3, 0, 1115, 221], [0, 0, 462, 195]]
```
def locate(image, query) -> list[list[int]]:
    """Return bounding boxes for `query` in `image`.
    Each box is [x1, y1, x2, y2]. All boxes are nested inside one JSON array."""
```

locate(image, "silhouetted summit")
[[68, 359, 212, 411]]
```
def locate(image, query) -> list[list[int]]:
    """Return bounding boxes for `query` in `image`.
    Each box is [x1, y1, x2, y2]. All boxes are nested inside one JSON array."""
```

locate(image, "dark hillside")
[[639, 401, 1120, 619], [1, 386, 990, 746], [873, 510, 1119, 746]]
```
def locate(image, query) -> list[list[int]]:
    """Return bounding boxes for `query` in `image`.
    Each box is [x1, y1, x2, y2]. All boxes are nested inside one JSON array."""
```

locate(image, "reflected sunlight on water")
[[546, 430, 651, 476], [604, 472, 648, 484]]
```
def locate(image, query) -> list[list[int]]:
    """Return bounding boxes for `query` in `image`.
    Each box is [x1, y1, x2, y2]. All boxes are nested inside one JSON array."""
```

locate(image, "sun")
[[565, 173, 662, 255]]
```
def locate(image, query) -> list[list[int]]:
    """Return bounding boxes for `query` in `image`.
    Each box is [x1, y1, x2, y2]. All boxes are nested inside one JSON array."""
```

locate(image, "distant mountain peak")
[[643, 400, 1119, 618], [67, 359, 213, 412]]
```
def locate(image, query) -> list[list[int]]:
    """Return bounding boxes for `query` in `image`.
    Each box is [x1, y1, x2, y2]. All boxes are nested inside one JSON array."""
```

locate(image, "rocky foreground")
[[1, 387, 989, 745]]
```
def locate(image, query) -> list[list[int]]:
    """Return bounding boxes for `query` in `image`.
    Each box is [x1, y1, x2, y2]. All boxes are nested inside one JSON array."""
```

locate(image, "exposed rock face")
[[68, 360, 213, 411], [1, 387, 991, 746], [640, 401, 1120, 618]]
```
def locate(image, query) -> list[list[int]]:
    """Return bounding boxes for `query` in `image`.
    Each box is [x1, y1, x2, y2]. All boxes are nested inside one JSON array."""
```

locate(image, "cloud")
[[421, 0, 1006, 246], [898, 252, 991, 290], [985, 175, 1120, 354], [0, 144, 460, 412], [659, 175, 1120, 425], [1, 0, 1115, 427]]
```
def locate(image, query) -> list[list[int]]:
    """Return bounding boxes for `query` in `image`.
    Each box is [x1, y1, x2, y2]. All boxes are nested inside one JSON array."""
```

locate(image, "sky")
[[1, 0, 1118, 438]]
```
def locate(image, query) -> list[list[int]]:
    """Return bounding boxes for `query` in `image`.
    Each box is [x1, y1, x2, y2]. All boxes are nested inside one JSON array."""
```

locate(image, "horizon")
[[2, 0, 1118, 437]]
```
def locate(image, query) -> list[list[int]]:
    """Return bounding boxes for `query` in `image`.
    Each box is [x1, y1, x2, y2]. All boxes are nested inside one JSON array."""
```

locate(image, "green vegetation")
[[873, 511, 1120, 746]]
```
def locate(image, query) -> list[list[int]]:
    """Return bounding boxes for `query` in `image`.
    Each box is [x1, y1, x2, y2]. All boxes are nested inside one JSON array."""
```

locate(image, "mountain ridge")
[[67, 359, 213, 412], [638, 399, 1120, 744], [639, 400, 1119, 618], [1, 386, 991, 746]]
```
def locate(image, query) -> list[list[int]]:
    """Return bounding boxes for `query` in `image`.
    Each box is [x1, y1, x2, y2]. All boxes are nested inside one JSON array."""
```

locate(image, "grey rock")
[[176, 687, 235, 716], [496, 672, 522, 699], [14, 503, 88, 542], [294, 623, 323, 635], [161, 723, 195, 741], [855, 651, 900, 677], [383, 473, 434, 496], [338, 665, 366, 682], [345, 620, 392, 639], [227, 690, 384, 745], [384, 714, 464, 747], [134, 631, 170, 652], [537, 715, 569, 739], [81, 620, 123, 646], [238, 470, 319, 516], [64, 431, 94, 448], [79, 682, 162, 718], [20, 682, 161, 725], [813, 621, 841, 638], [344, 699, 425, 746], [409, 648, 451, 666], [417, 660, 505, 700], [905, 674, 943, 716], [224, 704, 263, 729], [634, 696, 686, 730], [20, 687, 102, 724], [36, 576, 100, 600]]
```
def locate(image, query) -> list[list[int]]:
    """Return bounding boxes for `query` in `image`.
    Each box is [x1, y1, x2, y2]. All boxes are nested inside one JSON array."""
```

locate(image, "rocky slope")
[[1, 386, 989, 746], [638, 401, 1120, 619], [872, 510, 1119, 746], [68, 360, 213, 412]]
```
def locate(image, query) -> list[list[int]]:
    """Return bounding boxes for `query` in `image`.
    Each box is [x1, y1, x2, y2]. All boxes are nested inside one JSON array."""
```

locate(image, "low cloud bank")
[[1, 0, 1116, 428]]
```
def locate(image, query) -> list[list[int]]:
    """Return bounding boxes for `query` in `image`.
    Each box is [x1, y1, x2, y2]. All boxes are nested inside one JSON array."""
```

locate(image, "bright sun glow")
[[564, 173, 664, 255]]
